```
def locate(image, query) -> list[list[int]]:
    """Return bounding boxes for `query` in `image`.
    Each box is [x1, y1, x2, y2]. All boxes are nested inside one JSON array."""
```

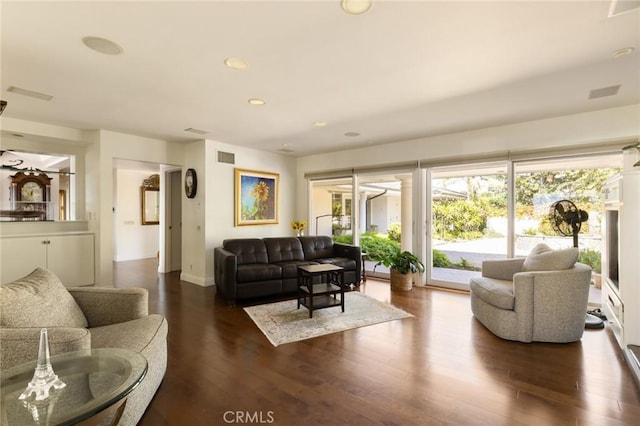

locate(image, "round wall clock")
[[185, 168, 197, 198]]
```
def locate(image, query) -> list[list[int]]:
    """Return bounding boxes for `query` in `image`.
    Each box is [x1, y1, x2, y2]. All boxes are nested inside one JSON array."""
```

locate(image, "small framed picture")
[[185, 168, 197, 198]]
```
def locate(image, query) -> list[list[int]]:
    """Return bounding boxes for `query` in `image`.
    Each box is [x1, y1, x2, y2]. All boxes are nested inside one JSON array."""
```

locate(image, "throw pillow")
[[522, 243, 578, 272], [0, 268, 88, 328]]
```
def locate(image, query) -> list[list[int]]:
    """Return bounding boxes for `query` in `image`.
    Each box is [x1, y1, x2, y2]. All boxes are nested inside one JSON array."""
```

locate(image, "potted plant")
[[377, 250, 425, 292]]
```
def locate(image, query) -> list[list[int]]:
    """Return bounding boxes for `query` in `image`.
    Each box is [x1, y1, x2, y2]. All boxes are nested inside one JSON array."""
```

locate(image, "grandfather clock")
[[10, 172, 52, 220]]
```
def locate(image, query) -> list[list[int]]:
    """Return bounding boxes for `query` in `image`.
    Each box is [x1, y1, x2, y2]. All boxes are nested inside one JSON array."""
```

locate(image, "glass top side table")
[[1, 348, 147, 426]]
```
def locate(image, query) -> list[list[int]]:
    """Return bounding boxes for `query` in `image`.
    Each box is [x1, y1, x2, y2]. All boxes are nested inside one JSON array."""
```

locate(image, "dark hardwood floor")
[[113, 259, 640, 425]]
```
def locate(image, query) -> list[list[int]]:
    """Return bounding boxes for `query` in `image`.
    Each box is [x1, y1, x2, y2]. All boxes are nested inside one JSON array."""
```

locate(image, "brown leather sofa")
[[214, 236, 361, 304]]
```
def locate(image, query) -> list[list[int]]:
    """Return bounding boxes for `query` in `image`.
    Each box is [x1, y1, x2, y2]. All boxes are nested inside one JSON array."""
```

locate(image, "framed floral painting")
[[234, 168, 279, 226]]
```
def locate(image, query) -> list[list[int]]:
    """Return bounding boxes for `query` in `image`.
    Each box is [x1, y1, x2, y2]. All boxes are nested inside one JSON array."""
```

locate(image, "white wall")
[[191, 139, 297, 286], [370, 195, 401, 234], [180, 140, 207, 285], [88, 130, 183, 285], [114, 169, 159, 261], [311, 186, 333, 236]]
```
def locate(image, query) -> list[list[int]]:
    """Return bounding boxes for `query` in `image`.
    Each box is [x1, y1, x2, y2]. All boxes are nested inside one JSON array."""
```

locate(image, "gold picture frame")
[[235, 168, 279, 226]]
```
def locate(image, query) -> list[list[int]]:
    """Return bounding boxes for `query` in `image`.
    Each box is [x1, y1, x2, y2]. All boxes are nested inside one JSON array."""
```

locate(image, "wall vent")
[[588, 85, 621, 99], [217, 151, 235, 164]]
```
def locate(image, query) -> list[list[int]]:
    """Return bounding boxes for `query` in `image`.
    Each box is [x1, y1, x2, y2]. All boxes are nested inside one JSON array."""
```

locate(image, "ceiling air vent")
[[277, 148, 295, 153], [609, 0, 640, 17], [588, 85, 621, 99], [184, 127, 209, 135], [217, 151, 235, 164], [7, 86, 53, 101]]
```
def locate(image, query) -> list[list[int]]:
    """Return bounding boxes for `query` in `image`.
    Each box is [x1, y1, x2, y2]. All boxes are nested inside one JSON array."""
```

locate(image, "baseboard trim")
[[180, 272, 215, 287]]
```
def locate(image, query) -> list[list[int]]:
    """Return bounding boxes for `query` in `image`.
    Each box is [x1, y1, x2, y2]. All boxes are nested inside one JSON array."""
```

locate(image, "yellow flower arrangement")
[[291, 220, 307, 236]]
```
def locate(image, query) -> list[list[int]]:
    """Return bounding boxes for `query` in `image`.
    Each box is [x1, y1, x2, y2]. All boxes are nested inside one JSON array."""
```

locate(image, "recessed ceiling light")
[[224, 57, 248, 70], [313, 121, 327, 127], [7, 86, 53, 101], [344, 131, 360, 137], [612, 47, 635, 58], [341, 0, 373, 15], [82, 36, 123, 55], [248, 98, 266, 105]]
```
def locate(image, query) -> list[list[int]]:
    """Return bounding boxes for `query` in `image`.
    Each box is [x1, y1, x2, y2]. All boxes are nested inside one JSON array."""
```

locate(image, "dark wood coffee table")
[[0, 348, 147, 426], [297, 264, 345, 318]]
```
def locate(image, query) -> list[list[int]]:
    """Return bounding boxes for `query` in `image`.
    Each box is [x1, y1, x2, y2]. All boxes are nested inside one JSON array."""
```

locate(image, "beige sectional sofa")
[[0, 267, 168, 425]]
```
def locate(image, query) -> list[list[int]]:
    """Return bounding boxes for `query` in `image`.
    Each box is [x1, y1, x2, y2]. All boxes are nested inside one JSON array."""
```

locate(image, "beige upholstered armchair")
[[470, 244, 592, 343], [0, 268, 167, 426]]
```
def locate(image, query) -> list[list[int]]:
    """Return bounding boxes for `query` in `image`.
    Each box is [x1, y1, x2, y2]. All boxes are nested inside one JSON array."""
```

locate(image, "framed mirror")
[[141, 174, 160, 225]]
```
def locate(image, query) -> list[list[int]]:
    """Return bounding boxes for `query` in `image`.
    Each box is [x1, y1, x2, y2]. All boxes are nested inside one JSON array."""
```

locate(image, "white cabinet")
[[620, 170, 640, 346], [1, 233, 94, 286]]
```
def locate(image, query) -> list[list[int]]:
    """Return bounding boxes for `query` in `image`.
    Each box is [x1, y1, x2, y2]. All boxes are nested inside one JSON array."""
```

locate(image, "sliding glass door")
[[429, 163, 508, 288]]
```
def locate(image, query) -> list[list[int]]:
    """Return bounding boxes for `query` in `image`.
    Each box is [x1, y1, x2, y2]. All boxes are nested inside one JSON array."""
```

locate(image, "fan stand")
[[585, 312, 605, 329], [570, 222, 605, 329]]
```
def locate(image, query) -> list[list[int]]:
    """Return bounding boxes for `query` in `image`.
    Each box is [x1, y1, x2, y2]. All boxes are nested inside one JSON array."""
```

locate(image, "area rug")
[[243, 292, 413, 346]]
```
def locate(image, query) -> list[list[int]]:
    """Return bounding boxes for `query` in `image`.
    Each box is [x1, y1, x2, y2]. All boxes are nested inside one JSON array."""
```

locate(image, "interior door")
[[168, 170, 182, 272]]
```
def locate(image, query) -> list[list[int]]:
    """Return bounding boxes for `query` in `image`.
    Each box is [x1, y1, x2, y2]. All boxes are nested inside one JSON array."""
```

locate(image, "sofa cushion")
[[236, 264, 282, 283], [0, 268, 88, 328], [274, 260, 318, 278], [90, 314, 167, 354], [264, 238, 305, 263], [470, 276, 515, 310], [0, 327, 91, 370], [299, 236, 334, 260], [223, 238, 268, 265], [315, 257, 356, 270], [522, 243, 578, 272]]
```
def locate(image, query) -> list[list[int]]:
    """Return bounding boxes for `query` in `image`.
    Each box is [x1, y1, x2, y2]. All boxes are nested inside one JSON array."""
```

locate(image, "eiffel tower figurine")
[[18, 328, 66, 401]]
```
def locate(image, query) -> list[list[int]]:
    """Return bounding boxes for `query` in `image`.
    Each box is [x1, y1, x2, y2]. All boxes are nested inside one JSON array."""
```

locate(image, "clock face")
[[21, 181, 43, 202]]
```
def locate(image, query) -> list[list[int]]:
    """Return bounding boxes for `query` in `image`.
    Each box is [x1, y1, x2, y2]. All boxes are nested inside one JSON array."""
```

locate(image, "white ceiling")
[[1, 1, 639, 157]]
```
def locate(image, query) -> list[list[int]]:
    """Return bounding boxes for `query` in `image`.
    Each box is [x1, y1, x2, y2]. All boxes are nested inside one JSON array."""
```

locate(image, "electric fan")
[[548, 200, 603, 329], [549, 199, 589, 248]]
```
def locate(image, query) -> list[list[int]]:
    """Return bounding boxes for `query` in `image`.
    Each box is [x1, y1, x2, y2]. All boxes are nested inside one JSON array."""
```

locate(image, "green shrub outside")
[[333, 232, 399, 262], [332, 234, 353, 245], [432, 249, 451, 267], [334, 234, 481, 271], [579, 248, 601, 273], [432, 199, 489, 241], [387, 222, 401, 242]]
